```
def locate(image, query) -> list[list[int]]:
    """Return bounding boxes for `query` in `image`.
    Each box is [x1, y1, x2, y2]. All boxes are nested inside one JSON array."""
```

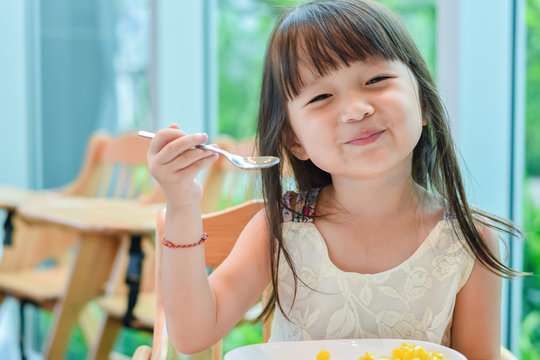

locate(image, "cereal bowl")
[[224, 339, 467, 360]]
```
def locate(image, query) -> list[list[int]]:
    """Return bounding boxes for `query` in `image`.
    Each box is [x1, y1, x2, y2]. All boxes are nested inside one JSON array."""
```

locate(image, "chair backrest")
[[152, 200, 264, 360], [201, 136, 262, 213], [63, 132, 164, 203]]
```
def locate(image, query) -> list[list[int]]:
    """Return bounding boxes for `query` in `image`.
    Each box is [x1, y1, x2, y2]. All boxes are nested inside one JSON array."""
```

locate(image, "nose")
[[340, 92, 374, 123]]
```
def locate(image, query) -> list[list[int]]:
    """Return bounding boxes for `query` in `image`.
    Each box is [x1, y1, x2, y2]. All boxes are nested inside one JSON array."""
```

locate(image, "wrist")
[[165, 198, 202, 213], [162, 233, 208, 248]]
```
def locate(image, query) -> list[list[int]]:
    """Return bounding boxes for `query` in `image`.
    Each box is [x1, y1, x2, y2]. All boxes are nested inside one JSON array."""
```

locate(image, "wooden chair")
[[127, 200, 265, 360], [0, 131, 163, 358], [91, 135, 264, 359]]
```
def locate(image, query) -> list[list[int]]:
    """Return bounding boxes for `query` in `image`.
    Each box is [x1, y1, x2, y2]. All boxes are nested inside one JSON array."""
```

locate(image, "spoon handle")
[[196, 143, 228, 156], [138, 130, 156, 139]]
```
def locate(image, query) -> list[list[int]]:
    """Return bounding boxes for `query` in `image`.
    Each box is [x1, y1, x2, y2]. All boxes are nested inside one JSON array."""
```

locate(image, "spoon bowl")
[[138, 130, 280, 170]]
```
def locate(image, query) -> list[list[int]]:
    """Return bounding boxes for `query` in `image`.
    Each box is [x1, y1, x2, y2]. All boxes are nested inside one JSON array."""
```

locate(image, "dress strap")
[[282, 188, 320, 223], [443, 200, 458, 221]]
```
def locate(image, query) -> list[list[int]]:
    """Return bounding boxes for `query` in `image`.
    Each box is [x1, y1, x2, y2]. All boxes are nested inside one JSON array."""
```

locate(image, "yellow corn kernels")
[[319, 342, 445, 360], [316, 350, 331, 360]]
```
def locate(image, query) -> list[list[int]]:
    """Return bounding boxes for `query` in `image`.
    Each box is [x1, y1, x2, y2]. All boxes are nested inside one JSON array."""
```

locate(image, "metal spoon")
[[138, 130, 280, 170]]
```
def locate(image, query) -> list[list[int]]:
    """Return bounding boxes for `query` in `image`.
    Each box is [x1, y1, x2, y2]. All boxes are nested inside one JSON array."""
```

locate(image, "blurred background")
[[0, 0, 538, 358]]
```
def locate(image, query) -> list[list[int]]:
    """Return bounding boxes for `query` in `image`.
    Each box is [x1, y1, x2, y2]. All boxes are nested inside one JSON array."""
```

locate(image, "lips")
[[345, 130, 385, 146]]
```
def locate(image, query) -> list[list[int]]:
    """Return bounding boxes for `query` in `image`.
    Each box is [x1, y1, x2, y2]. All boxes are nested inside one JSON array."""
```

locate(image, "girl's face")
[[284, 57, 425, 181]]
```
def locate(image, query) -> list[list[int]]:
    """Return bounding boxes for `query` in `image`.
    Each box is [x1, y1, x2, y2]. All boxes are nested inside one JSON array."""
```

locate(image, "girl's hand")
[[147, 124, 218, 207]]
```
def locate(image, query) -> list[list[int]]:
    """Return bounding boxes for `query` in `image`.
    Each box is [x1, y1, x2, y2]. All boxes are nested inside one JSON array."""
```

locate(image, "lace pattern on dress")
[[270, 189, 476, 347]]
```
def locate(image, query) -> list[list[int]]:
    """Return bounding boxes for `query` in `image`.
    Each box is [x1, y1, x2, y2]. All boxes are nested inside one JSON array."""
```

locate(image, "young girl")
[[147, 1, 522, 359]]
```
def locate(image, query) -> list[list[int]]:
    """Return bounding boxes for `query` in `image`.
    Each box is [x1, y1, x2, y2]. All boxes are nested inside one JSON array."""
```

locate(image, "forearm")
[[161, 202, 220, 353]]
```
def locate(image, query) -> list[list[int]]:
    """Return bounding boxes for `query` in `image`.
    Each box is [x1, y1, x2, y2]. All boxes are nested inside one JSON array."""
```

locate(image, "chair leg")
[[86, 314, 123, 360], [43, 233, 119, 360], [211, 340, 223, 360]]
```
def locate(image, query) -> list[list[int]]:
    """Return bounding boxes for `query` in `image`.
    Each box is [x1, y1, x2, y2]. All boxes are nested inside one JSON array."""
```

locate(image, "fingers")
[[148, 126, 218, 178], [150, 128, 205, 159], [165, 146, 217, 171], [148, 127, 187, 154], [178, 152, 219, 179], [160, 135, 209, 164]]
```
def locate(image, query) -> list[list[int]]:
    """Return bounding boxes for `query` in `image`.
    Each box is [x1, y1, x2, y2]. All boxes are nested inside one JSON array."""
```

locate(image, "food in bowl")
[[316, 343, 444, 360]]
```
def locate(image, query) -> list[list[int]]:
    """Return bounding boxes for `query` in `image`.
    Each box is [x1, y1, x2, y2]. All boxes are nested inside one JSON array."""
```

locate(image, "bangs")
[[271, 0, 406, 99]]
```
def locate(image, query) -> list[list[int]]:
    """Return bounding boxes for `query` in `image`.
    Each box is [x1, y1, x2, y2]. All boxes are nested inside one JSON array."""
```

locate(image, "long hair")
[[255, 0, 523, 323]]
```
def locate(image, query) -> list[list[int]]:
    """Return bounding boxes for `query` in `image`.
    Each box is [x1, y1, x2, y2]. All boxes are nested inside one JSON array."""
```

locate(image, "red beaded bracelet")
[[162, 233, 208, 248]]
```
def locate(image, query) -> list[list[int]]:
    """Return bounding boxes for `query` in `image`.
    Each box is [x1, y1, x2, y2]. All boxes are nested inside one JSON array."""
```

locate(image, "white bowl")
[[224, 339, 467, 360]]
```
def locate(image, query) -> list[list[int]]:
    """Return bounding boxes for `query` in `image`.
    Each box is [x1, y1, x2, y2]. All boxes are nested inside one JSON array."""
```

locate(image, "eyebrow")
[[296, 65, 325, 92]]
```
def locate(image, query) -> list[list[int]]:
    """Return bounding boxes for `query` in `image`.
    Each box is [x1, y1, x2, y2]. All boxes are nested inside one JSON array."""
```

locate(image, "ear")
[[422, 117, 428, 126], [281, 128, 309, 161]]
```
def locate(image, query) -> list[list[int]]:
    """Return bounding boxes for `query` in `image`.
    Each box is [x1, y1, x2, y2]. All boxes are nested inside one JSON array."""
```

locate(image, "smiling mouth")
[[345, 130, 385, 146]]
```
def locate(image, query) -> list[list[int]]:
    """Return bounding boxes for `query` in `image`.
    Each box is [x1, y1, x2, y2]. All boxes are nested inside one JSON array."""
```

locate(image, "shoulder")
[[447, 209, 501, 258], [474, 219, 501, 256], [448, 212, 503, 291], [443, 205, 501, 254], [282, 188, 320, 223], [227, 206, 272, 274]]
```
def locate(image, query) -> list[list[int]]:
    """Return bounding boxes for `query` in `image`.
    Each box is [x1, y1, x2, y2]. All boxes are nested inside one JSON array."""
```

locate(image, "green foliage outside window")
[[526, 0, 540, 177], [522, 1, 540, 358], [522, 195, 540, 360]]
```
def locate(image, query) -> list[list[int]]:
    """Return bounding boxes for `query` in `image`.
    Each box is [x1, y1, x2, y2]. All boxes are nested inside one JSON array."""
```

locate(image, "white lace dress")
[[268, 188, 475, 347]]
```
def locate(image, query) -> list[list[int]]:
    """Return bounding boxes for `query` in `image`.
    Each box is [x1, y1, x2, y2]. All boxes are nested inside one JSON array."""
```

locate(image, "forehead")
[[296, 57, 408, 88]]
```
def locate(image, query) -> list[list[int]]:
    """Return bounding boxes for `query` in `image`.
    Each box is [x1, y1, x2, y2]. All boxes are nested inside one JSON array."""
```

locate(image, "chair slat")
[[113, 163, 129, 198], [122, 165, 137, 199], [94, 163, 114, 198]]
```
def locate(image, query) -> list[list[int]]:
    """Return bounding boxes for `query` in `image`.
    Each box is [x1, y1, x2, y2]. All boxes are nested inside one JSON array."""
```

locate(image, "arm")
[[450, 224, 502, 360], [163, 209, 271, 354], [148, 126, 271, 353]]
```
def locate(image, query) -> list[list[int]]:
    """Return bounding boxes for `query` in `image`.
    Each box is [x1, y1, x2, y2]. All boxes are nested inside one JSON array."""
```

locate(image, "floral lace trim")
[[282, 188, 320, 223]]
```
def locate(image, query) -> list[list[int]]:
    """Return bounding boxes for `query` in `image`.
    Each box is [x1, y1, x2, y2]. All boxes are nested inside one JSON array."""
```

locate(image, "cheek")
[[388, 96, 424, 149]]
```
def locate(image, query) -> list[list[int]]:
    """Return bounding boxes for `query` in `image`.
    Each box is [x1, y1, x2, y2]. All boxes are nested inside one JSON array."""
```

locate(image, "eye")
[[308, 93, 332, 104], [366, 76, 390, 85]]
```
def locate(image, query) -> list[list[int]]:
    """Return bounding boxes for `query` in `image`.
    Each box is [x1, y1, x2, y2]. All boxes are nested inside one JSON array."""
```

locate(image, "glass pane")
[[379, 0, 437, 76], [36, 0, 153, 189], [114, 0, 153, 132], [217, 0, 437, 140], [521, 0, 540, 358]]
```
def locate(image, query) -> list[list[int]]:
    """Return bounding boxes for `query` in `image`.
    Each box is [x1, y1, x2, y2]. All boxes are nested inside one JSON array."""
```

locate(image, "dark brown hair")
[[255, 0, 523, 323]]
